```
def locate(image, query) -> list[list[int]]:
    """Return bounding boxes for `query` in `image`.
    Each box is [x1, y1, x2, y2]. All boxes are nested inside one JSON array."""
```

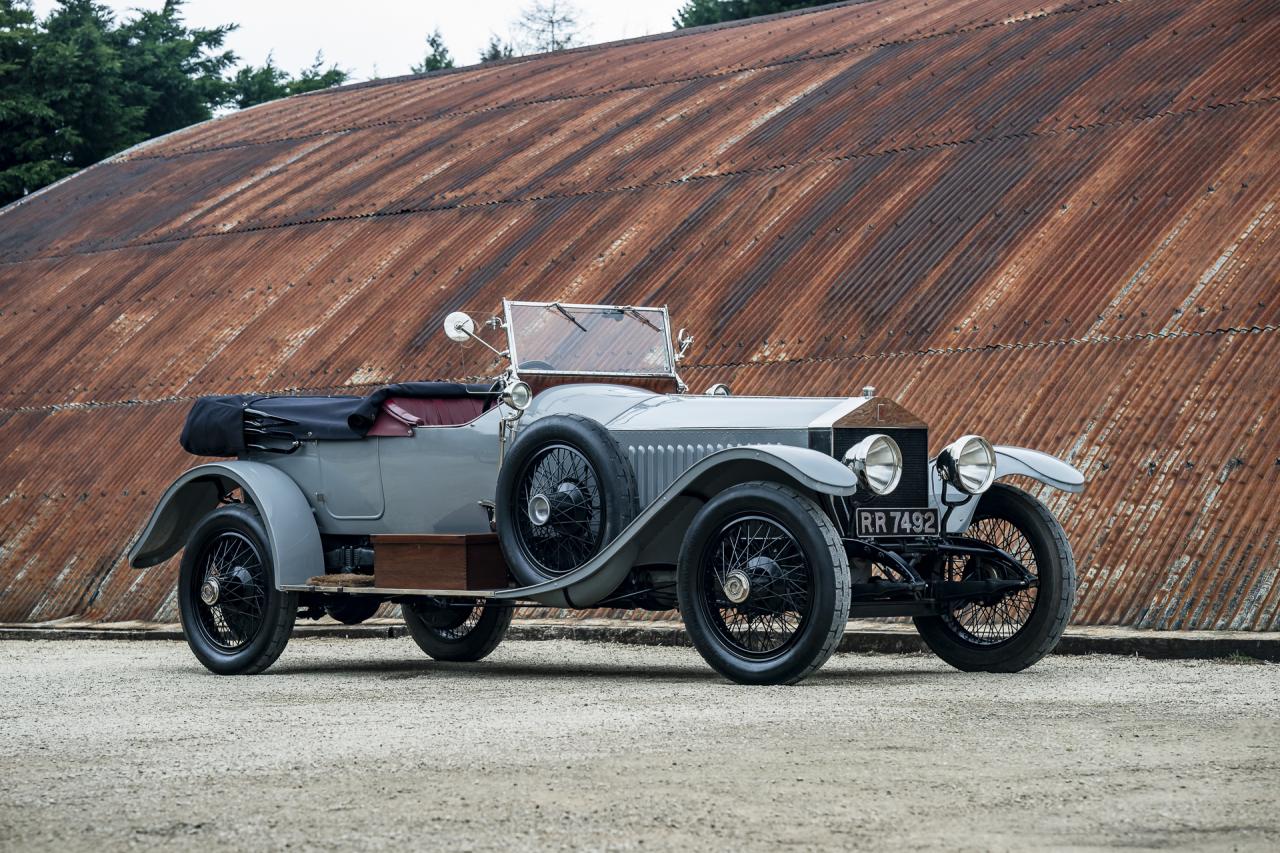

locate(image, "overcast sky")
[[30, 1, 686, 81]]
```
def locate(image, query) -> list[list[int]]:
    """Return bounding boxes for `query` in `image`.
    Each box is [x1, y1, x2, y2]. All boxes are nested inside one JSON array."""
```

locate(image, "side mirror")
[[443, 311, 476, 343], [703, 383, 731, 396]]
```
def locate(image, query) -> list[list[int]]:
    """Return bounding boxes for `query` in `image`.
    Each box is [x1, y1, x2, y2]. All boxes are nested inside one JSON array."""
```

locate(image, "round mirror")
[[443, 311, 476, 343]]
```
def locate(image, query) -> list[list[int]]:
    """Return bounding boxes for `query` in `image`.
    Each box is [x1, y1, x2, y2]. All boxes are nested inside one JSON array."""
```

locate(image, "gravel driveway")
[[1, 638, 1276, 852]]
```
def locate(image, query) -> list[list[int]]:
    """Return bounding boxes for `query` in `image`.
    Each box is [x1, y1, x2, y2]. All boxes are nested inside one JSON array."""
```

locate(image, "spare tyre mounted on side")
[[496, 414, 639, 586]]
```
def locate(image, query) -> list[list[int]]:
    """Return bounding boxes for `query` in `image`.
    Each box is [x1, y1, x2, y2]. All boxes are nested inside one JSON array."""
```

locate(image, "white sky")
[[30, 1, 686, 81]]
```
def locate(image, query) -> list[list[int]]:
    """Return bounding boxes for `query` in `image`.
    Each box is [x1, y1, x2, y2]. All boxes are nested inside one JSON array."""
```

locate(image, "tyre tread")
[[403, 602, 514, 662], [179, 503, 296, 675], [758, 482, 852, 685], [986, 484, 1076, 673], [915, 483, 1076, 673], [497, 413, 639, 585], [677, 480, 851, 685]]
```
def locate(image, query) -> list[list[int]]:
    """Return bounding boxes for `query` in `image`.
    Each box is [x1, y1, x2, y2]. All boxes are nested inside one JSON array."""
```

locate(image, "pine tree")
[[479, 34, 515, 63], [0, 0, 238, 205], [0, 0, 67, 200], [229, 52, 347, 110], [673, 0, 830, 29], [411, 28, 454, 74]]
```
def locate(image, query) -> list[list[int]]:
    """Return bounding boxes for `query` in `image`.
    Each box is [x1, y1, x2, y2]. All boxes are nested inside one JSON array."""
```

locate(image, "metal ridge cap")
[[297, 1, 884, 98], [114, 0, 1122, 166]]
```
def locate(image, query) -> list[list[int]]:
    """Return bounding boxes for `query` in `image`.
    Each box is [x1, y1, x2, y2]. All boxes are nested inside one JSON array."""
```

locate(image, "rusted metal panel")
[[0, 0, 1276, 628]]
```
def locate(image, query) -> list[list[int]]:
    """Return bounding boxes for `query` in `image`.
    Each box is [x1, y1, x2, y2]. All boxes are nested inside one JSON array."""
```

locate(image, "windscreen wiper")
[[619, 305, 660, 332], [548, 302, 587, 332]]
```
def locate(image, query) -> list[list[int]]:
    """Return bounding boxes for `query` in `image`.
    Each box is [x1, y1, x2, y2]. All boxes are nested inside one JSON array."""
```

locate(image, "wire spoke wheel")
[[497, 415, 638, 587], [403, 598, 513, 662], [698, 515, 814, 660], [191, 530, 268, 652], [514, 443, 605, 576], [418, 598, 485, 640], [914, 483, 1075, 674], [940, 515, 1040, 646]]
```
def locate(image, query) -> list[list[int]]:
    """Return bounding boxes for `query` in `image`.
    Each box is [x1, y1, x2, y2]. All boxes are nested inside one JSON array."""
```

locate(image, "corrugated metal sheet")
[[0, 0, 1276, 628]]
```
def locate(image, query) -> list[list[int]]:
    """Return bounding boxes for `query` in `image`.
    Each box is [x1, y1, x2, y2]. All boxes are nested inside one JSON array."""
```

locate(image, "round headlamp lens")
[[941, 435, 996, 494], [504, 380, 533, 411], [843, 433, 903, 496]]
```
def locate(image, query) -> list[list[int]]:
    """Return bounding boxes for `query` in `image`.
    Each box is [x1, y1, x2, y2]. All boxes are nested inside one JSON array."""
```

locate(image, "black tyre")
[[496, 414, 639, 586], [178, 504, 297, 675], [677, 482, 851, 686], [914, 483, 1076, 673], [323, 595, 382, 625], [402, 598, 513, 662]]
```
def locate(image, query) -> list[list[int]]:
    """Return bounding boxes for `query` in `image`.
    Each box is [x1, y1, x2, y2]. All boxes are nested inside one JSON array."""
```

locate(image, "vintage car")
[[130, 300, 1084, 685]]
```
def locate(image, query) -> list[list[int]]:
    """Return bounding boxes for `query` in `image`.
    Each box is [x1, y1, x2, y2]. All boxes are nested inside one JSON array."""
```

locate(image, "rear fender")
[[496, 445, 857, 606], [128, 461, 323, 587]]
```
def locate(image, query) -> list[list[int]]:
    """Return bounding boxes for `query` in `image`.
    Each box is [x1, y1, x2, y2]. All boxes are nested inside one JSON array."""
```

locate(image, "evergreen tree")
[[113, 0, 236, 138], [230, 53, 347, 110], [0, 0, 238, 205], [228, 53, 289, 109], [286, 52, 347, 96], [673, 0, 831, 28], [479, 34, 515, 63], [0, 0, 67, 200], [411, 28, 453, 74]]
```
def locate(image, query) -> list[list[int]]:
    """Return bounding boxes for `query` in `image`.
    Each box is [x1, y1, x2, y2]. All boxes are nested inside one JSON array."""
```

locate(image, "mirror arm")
[[453, 324, 508, 359]]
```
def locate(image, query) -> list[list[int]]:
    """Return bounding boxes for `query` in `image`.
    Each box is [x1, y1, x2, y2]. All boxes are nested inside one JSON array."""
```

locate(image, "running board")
[[282, 582, 497, 598]]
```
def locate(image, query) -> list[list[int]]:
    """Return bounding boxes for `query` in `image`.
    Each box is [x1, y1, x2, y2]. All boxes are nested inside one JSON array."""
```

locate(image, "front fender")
[[495, 444, 857, 607], [932, 445, 1084, 533], [994, 446, 1085, 494], [128, 461, 323, 587]]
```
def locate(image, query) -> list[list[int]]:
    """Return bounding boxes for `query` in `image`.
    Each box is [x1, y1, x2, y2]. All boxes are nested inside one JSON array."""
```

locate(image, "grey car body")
[[130, 299, 1084, 684]]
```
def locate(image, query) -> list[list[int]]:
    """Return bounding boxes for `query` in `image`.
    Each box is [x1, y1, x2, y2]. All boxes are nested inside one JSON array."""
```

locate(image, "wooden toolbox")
[[372, 533, 511, 591]]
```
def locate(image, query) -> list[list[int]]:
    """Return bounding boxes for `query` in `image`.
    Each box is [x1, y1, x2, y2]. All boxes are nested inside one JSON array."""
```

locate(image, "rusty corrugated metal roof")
[[0, 0, 1276, 629]]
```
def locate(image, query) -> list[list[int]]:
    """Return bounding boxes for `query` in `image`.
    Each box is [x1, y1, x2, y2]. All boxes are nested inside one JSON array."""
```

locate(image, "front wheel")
[[914, 483, 1076, 672], [677, 482, 851, 685], [178, 504, 297, 675], [402, 598, 513, 662]]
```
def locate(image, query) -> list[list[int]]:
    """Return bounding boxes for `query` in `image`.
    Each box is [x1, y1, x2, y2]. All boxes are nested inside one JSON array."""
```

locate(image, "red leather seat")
[[367, 395, 488, 437]]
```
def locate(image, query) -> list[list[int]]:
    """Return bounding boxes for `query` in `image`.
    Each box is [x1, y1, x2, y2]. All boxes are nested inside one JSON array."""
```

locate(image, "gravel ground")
[[1, 638, 1277, 852]]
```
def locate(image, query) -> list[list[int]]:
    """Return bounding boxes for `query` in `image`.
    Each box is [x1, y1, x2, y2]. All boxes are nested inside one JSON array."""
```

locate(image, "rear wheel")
[[677, 482, 851, 685], [914, 483, 1075, 672], [402, 598, 513, 662], [178, 504, 296, 675]]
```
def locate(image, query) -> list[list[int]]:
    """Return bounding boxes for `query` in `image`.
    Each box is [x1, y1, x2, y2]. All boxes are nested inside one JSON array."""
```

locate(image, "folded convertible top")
[[180, 382, 494, 457]]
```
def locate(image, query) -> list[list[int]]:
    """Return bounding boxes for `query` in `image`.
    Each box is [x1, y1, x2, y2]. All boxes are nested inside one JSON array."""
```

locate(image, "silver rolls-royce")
[[130, 300, 1083, 684]]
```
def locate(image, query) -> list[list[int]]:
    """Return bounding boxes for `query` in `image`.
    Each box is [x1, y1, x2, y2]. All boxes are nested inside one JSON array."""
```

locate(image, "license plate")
[[855, 507, 940, 537]]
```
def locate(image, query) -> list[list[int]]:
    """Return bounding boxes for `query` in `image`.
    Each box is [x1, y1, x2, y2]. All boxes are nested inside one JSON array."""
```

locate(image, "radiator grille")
[[811, 427, 930, 535]]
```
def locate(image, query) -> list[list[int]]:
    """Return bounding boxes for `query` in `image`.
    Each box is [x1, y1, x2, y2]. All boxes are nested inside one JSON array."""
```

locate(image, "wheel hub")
[[528, 493, 552, 526], [722, 569, 751, 604], [199, 577, 220, 606]]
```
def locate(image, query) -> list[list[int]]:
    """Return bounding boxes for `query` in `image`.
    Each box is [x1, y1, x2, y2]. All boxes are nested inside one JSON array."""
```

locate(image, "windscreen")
[[506, 302, 674, 376]]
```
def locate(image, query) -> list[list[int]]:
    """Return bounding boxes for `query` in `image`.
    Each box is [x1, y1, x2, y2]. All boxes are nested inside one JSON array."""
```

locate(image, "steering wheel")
[[519, 360, 555, 371]]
